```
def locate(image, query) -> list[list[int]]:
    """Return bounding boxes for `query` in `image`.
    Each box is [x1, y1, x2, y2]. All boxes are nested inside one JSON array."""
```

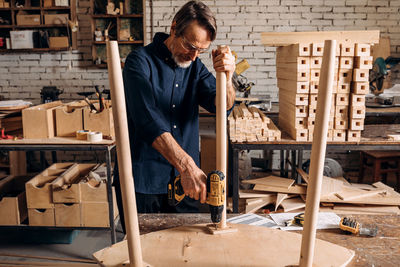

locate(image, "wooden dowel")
[[216, 45, 227, 229], [106, 41, 143, 267], [299, 40, 337, 267]]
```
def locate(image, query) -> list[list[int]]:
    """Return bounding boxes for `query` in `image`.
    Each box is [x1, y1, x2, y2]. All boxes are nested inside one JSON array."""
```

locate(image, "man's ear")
[[170, 21, 176, 36]]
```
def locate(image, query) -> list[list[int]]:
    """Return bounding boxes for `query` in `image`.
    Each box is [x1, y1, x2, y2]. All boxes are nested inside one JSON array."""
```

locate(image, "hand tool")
[[95, 85, 105, 112], [168, 170, 225, 224], [285, 213, 305, 227], [339, 217, 378, 237], [84, 97, 98, 113]]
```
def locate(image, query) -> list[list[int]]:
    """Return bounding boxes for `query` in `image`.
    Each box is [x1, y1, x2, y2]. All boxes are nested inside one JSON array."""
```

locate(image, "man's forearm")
[[226, 80, 235, 110], [152, 132, 196, 174]]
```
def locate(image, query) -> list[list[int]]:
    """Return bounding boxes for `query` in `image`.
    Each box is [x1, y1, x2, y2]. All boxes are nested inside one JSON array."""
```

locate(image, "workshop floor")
[[0, 221, 125, 264]]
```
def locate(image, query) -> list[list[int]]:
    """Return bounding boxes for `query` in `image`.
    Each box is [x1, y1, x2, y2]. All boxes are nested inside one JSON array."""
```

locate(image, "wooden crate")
[[0, 175, 32, 225], [52, 163, 97, 203], [22, 101, 63, 139], [28, 208, 55, 226], [83, 106, 115, 138], [55, 203, 81, 227], [55, 105, 84, 137], [354, 56, 373, 69], [351, 82, 369, 94], [26, 163, 74, 208]]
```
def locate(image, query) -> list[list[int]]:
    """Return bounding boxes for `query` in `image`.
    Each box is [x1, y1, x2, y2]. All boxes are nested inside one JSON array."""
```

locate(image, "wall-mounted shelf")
[[90, 0, 146, 66]]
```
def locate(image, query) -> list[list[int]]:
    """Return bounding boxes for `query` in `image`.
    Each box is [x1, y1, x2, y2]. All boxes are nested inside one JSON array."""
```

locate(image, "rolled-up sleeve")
[[123, 52, 170, 145]]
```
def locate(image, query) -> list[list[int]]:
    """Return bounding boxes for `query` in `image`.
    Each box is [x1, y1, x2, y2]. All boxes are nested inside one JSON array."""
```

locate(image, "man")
[[115, 1, 235, 231]]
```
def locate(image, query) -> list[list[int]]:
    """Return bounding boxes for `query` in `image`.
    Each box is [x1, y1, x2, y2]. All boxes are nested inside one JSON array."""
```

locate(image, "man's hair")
[[173, 1, 217, 41]]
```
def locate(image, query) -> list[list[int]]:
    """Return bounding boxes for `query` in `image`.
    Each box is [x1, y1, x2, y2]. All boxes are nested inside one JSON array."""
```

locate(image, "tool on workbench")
[[285, 213, 305, 227], [95, 85, 105, 112], [231, 51, 254, 98], [84, 97, 98, 113], [339, 217, 378, 237], [168, 170, 225, 224]]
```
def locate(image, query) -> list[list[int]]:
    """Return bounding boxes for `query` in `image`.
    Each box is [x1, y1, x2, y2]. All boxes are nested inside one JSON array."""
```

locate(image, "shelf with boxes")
[[90, 0, 146, 66], [0, 0, 77, 52]]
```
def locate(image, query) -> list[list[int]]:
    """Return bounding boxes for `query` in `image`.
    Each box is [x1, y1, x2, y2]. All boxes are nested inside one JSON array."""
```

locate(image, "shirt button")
[[172, 104, 175, 108], [173, 125, 177, 129], [175, 84, 178, 87]]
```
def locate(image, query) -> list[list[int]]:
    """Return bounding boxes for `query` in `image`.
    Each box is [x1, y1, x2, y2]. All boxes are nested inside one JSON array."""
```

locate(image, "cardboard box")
[[28, 208, 55, 226], [84, 104, 115, 138], [49, 36, 69, 48], [10, 30, 36, 49], [25, 163, 74, 208], [55, 105, 84, 137], [16, 14, 41, 26], [22, 101, 62, 139], [44, 13, 69, 25], [0, 175, 32, 225]]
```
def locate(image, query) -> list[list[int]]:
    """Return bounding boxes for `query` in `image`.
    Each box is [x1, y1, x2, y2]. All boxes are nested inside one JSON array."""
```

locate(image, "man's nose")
[[188, 50, 199, 61]]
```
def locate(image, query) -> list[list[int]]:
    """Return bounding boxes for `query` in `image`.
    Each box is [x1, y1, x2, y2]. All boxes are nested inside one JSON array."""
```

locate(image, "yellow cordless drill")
[[168, 170, 225, 223]]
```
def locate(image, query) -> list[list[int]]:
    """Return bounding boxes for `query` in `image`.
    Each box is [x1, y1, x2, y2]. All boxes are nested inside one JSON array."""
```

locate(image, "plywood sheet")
[[93, 224, 354, 267], [242, 175, 295, 189]]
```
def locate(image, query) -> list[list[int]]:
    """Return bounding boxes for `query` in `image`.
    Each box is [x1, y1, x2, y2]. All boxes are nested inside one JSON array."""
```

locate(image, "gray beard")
[[170, 42, 192, 68]]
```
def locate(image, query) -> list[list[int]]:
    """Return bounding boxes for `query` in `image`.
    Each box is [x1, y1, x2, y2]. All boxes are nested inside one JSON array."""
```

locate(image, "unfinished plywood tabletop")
[[132, 214, 400, 267], [0, 137, 115, 145]]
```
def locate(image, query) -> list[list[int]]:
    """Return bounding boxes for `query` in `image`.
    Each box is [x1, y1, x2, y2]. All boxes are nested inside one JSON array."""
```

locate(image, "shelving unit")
[[90, 0, 146, 66], [0, 0, 77, 52]]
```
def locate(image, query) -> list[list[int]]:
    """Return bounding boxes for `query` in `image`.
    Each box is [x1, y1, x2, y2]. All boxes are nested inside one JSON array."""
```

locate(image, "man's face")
[[170, 21, 212, 68]]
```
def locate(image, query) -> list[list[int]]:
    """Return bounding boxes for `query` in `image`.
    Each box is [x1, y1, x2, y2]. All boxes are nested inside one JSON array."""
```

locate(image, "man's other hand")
[[180, 165, 207, 203], [212, 45, 236, 82]]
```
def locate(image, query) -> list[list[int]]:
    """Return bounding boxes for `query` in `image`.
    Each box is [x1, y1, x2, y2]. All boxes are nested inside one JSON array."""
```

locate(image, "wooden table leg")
[[373, 158, 381, 183]]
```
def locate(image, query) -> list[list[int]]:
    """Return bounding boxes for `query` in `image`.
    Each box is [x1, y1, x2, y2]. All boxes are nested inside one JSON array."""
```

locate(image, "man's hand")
[[180, 163, 207, 203], [212, 46, 236, 83]]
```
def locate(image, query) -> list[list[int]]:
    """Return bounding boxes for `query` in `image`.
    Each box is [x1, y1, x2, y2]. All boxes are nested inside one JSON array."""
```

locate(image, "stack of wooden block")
[[228, 103, 281, 142], [276, 42, 372, 142]]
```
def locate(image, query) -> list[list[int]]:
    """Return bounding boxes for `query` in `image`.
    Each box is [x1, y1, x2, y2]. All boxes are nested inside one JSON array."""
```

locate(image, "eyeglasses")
[[179, 35, 210, 54]]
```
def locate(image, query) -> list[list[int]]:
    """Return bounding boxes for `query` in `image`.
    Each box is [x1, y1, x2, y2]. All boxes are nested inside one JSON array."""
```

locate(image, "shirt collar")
[[153, 32, 177, 68]]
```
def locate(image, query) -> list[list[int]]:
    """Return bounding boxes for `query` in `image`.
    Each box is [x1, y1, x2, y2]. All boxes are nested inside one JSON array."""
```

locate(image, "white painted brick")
[[377, 20, 399, 26], [391, 0, 400, 6], [231, 39, 253, 45], [328, 0, 346, 5], [290, 6, 311, 12], [310, 20, 332, 26], [154, 1, 172, 7], [269, 19, 289, 26], [377, 7, 399, 12], [244, 6, 267, 12], [296, 26, 319, 31], [346, 0, 368, 5], [0, 80, 9, 86], [324, 13, 345, 19], [258, 0, 280, 5], [217, 6, 240, 13], [281, 0, 302, 5], [312, 6, 333, 12], [252, 26, 274, 32], [266, 6, 289, 12], [0, 55, 19, 60], [354, 20, 378, 26], [0, 68, 8, 73], [367, 0, 389, 6], [303, 12, 323, 19], [302, 0, 323, 5], [9, 67, 29, 73], [334, 20, 355, 26], [333, 6, 355, 12], [238, 0, 258, 5], [274, 26, 297, 32], [280, 13, 302, 19], [345, 13, 367, 19], [354, 6, 376, 12], [289, 19, 311, 26], [20, 54, 40, 60], [224, 20, 246, 26], [245, 19, 268, 26]]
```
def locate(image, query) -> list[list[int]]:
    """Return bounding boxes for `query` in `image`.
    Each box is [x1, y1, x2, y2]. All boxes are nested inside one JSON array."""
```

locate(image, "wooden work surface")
[[0, 136, 115, 146], [137, 213, 400, 267]]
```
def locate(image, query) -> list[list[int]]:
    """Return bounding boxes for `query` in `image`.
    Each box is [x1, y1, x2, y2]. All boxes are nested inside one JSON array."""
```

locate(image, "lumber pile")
[[276, 43, 371, 142], [228, 103, 281, 142], [236, 173, 400, 215]]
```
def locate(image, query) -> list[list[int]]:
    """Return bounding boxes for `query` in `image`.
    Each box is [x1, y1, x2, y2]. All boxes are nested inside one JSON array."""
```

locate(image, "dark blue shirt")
[[122, 32, 217, 194]]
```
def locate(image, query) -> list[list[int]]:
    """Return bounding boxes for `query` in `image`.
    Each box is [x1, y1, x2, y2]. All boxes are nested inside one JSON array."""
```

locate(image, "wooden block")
[[337, 81, 351, 94], [310, 69, 321, 82], [349, 106, 365, 119], [279, 90, 309, 106], [279, 100, 308, 117], [276, 58, 310, 70], [349, 118, 364, 130], [279, 114, 307, 129], [340, 43, 354, 57], [350, 94, 365, 107], [336, 94, 349, 106], [22, 101, 63, 139], [55, 105, 84, 137], [354, 43, 371, 57], [334, 117, 348, 130], [353, 69, 369, 82], [351, 82, 369, 94], [354, 56, 373, 69], [310, 81, 319, 94], [242, 176, 295, 189], [339, 57, 354, 69], [276, 67, 309, 82], [280, 197, 305, 212], [311, 42, 324, 56], [55, 203, 81, 227], [335, 106, 348, 118], [277, 79, 309, 94], [0, 175, 31, 225], [28, 208, 55, 226], [310, 57, 322, 69], [309, 94, 318, 108], [308, 105, 316, 118], [338, 69, 353, 83], [346, 130, 361, 142], [307, 117, 315, 129], [276, 43, 311, 57], [308, 128, 314, 141]]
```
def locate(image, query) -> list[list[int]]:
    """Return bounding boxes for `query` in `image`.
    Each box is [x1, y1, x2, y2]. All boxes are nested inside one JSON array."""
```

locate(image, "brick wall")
[[0, 0, 399, 104]]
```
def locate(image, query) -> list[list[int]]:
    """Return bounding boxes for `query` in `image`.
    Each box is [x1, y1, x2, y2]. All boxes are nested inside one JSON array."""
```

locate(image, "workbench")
[[137, 213, 400, 267], [230, 124, 400, 213], [0, 137, 118, 244]]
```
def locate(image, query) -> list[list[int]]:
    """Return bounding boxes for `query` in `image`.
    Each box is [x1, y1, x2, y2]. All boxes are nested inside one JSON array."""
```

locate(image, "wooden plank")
[[279, 89, 309, 106], [276, 43, 311, 57], [9, 151, 26, 176], [246, 197, 274, 213], [261, 30, 380, 46], [242, 175, 295, 189], [277, 79, 309, 94], [371, 36, 390, 62], [279, 99, 308, 117], [277, 67, 310, 82], [281, 197, 305, 212], [275, 193, 288, 211], [276, 58, 310, 70], [332, 204, 400, 215], [254, 184, 307, 194], [239, 190, 274, 199], [334, 187, 387, 201]]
